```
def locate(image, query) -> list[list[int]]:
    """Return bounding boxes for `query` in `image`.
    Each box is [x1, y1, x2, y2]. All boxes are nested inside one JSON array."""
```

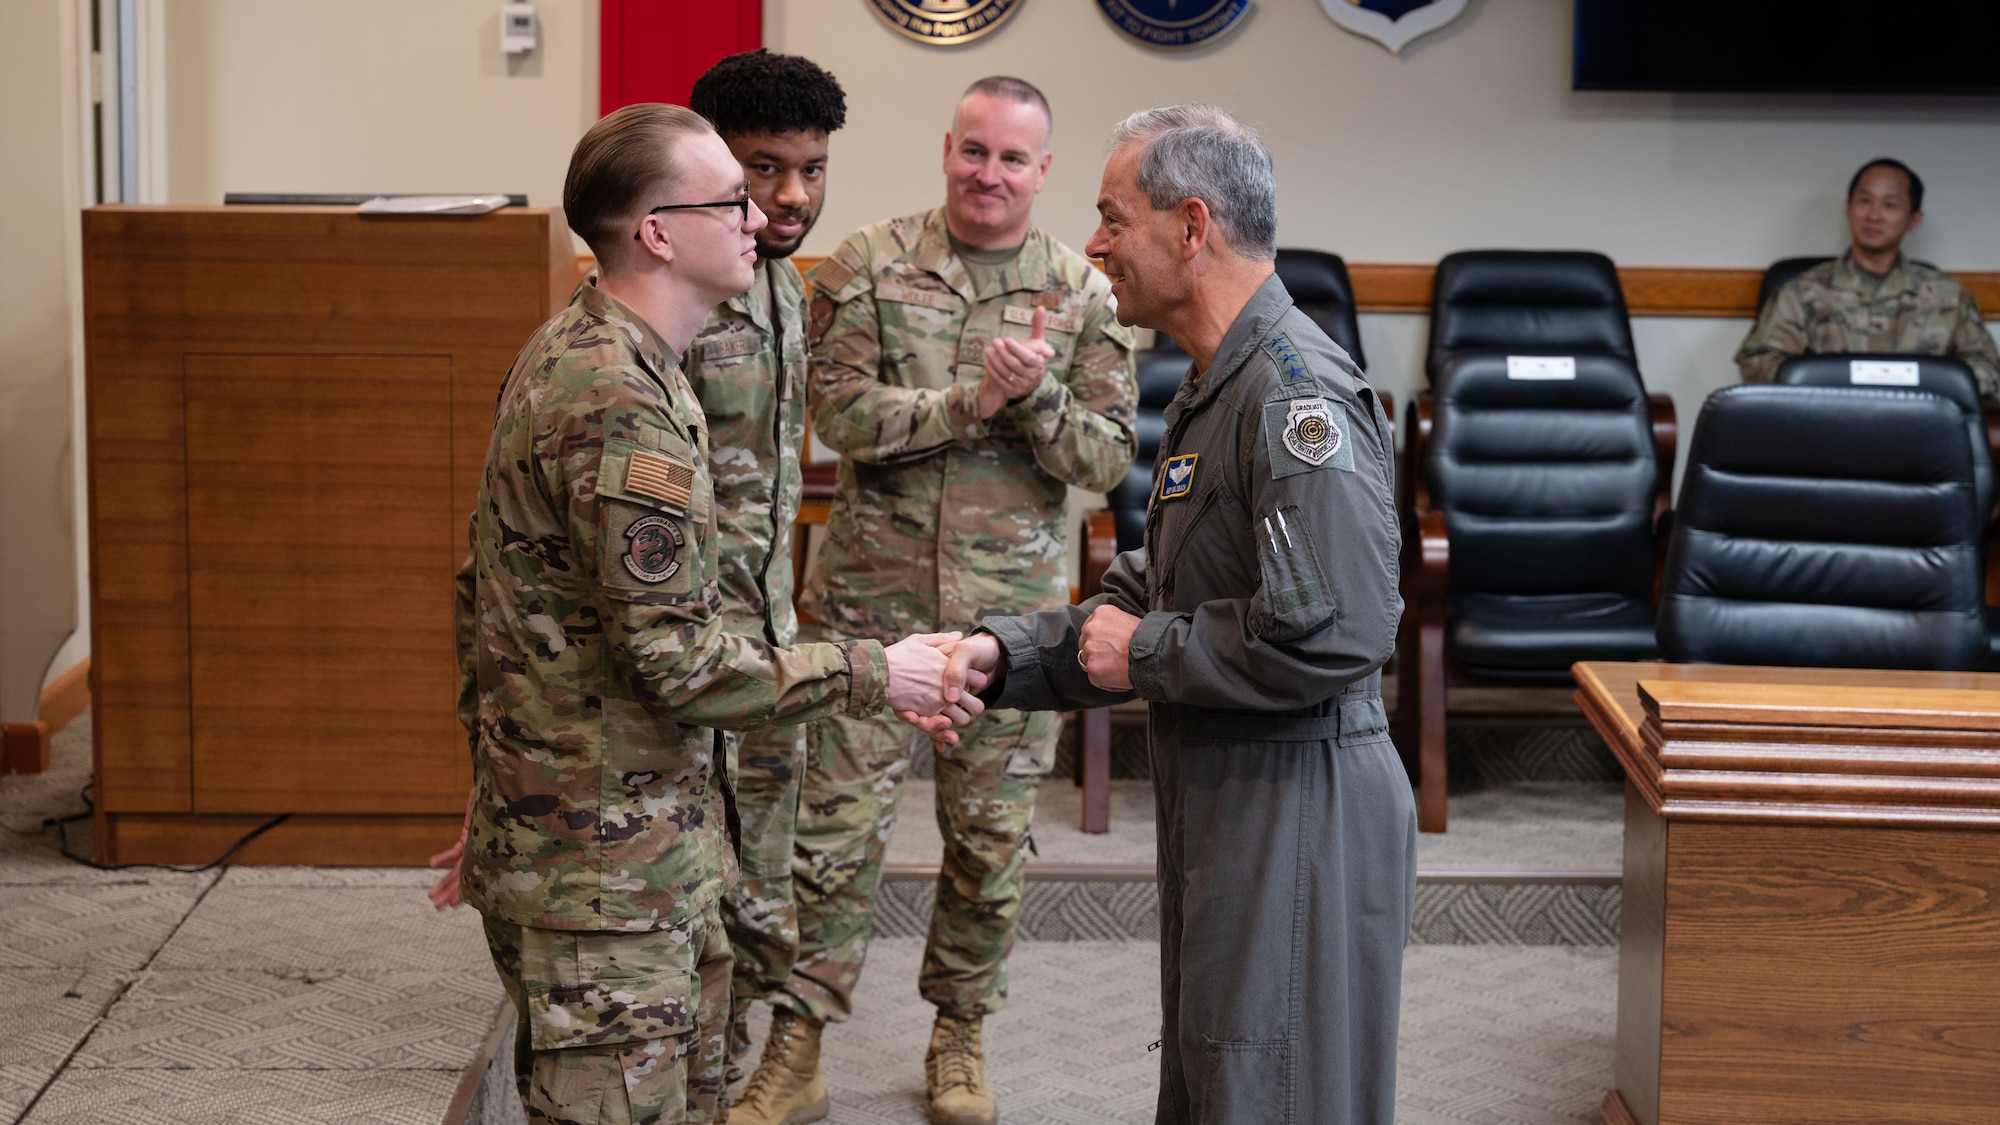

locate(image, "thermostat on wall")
[[501, 2, 538, 54]]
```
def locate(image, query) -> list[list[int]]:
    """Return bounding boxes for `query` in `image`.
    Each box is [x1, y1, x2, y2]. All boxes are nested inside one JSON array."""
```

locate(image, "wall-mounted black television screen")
[[1575, 0, 2000, 94]]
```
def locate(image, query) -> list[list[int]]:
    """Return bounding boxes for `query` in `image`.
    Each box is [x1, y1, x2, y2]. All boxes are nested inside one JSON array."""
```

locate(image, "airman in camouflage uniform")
[[458, 104, 962, 1125], [1737, 157, 2000, 397], [745, 76, 1134, 1125], [1736, 253, 2000, 396]]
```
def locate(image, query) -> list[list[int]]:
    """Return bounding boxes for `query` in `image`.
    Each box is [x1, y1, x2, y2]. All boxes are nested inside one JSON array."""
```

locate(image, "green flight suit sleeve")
[[1002, 280, 1138, 492], [1125, 388, 1401, 711]]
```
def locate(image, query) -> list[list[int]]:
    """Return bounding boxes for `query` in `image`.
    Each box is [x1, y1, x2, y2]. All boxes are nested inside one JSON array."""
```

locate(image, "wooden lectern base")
[[1602, 1089, 1639, 1125]]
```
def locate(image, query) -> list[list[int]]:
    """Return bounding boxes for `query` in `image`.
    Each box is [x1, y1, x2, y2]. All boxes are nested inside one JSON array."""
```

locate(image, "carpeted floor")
[[730, 938, 1616, 1125], [4, 710, 1626, 1124]]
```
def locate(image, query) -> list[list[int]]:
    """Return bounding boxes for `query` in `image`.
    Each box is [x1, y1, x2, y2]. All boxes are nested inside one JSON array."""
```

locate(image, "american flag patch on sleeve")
[[626, 449, 694, 513]]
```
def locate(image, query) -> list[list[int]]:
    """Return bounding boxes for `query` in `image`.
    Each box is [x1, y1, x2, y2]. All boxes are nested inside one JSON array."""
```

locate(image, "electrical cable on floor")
[[40, 782, 291, 873]]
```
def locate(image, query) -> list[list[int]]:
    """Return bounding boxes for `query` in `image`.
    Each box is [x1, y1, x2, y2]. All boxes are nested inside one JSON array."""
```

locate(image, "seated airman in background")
[[1736, 157, 2000, 397]]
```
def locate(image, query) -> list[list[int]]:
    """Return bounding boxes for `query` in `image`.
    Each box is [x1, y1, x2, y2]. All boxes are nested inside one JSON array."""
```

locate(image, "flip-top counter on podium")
[[82, 204, 582, 865]]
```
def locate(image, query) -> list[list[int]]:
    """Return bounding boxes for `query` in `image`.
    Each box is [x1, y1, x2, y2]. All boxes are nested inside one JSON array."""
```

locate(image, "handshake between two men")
[[879, 604, 1146, 743]]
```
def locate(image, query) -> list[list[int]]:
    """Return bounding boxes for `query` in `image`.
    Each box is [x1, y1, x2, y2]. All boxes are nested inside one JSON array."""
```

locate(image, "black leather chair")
[[1425, 250, 1637, 379], [1775, 354, 1992, 523], [1756, 256, 1835, 316], [1274, 248, 1365, 372], [1398, 250, 1674, 832], [1659, 385, 1987, 670]]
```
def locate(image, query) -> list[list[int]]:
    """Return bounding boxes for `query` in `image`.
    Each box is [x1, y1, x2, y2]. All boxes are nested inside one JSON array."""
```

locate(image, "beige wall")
[[165, 0, 600, 210], [768, 0, 2000, 479], [0, 0, 85, 722]]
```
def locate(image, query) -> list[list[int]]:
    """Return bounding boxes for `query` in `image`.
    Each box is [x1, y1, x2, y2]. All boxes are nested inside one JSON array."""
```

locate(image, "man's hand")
[[426, 787, 475, 911], [978, 306, 1055, 419], [900, 633, 1005, 748], [885, 631, 987, 722], [1079, 605, 1140, 692]]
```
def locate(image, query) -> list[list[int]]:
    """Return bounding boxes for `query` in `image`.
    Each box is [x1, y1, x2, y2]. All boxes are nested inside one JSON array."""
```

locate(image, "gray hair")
[[1107, 104, 1276, 260], [961, 75, 1052, 146]]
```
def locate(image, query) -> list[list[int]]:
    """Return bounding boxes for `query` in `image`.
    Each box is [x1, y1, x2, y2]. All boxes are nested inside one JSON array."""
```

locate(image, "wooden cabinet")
[[83, 205, 581, 865], [1576, 663, 2000, 1125]]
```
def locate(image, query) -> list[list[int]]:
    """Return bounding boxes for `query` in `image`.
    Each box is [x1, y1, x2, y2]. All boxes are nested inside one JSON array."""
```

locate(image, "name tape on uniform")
[[1507, 355, 1577, 380], [1001, 304, 1083, 334], [626, 449, 694, 513], [1849, 360, 1921, 386]]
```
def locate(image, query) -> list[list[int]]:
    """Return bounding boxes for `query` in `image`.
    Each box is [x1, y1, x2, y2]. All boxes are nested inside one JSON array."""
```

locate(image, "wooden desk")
[[84, 205, 581, 865], [1574, 662, 2000, 1125]]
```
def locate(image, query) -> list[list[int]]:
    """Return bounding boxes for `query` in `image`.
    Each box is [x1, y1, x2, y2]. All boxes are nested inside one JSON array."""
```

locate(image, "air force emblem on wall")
[[1317, 0, 1468, 54], [1158, 453, 1199, 501], [868, 0, 1025, 45], [1095, 0, 1253, 50]]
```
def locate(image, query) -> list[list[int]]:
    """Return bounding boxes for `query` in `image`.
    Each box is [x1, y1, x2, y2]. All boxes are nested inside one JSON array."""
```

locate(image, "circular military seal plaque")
[[868, 0, 1026, 46], [1095, 0, 1252, 49]]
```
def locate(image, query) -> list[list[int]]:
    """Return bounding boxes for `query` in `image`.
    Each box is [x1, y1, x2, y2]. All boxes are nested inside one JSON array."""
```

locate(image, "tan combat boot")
[[728, 1008, 829, 1125], [925, 1014, 997, 1125]]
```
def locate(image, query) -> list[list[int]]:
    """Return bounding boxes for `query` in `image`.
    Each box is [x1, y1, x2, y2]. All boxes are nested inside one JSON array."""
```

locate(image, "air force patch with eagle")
[[1317, 0, 1468, 54]]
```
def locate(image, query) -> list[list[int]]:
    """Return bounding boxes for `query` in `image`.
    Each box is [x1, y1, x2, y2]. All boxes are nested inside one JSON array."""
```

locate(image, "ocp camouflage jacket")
[[457, 280, 887, 932], [799, 208, 1138, 641]]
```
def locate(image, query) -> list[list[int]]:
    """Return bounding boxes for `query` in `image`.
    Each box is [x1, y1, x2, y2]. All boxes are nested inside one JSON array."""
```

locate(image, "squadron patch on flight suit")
[[1265, 397, 1354, 478], [622, 514, 684, 584], [1158, 453, 1199, 500]]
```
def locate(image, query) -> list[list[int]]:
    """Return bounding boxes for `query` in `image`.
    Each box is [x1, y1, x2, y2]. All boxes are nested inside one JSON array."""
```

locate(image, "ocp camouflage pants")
[[777, 703, 1059, 1024], [481, 904, 731, 1125], [720, 723, 808, 1002]]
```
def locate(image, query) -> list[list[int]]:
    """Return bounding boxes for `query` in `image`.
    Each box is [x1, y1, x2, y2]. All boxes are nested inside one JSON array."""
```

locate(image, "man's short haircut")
[[563, 102, 715, 264], [1848, 157, 1925, 212], [689, 49, 847, 139], [960, 75, 1052, 145], [1108, 104, 1277, 261]]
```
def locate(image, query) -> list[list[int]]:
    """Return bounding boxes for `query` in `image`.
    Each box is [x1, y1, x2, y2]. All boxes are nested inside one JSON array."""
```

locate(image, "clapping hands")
[[977, 306, 1055, 419]]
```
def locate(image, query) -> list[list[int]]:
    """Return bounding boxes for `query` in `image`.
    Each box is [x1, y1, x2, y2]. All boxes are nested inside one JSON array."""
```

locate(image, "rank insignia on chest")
[[623, 514, 685, 584], [1158, 453, 1199, 501]]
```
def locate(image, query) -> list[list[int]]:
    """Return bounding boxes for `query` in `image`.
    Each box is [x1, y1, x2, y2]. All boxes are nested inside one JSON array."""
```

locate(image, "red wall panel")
[[601, 0, 763, 116]]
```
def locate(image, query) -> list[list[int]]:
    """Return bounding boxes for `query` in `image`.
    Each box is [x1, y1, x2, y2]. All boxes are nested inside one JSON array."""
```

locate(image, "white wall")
[[165, 0, 600, 210], [768, 0, 2000, 479], [0, 0, 86, 722]]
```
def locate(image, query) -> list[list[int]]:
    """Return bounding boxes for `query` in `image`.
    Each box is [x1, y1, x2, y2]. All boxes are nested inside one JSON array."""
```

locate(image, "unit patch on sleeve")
[[622, 514, 685, 584], [1158, 453, 1199, 500], [1264, 397, 1354, 478]]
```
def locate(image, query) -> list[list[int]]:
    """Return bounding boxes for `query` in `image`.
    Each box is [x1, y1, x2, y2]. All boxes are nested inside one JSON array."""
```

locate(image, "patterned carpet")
[[4, 710, 1626, 1124], [723, 938, 1617, 1125]]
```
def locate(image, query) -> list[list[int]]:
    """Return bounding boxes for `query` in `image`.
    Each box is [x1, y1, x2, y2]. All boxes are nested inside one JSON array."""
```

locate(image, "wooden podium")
[[1575, 662, 2000, 1125], [82, 204, 581, 865]]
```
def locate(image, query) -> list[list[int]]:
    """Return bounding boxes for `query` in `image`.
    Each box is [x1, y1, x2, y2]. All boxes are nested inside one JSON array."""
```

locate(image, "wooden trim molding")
[[773, 254, 2000, 320]]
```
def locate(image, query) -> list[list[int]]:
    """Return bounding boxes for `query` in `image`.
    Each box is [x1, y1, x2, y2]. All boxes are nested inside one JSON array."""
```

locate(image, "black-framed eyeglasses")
[[634, 197, 752, 239]]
